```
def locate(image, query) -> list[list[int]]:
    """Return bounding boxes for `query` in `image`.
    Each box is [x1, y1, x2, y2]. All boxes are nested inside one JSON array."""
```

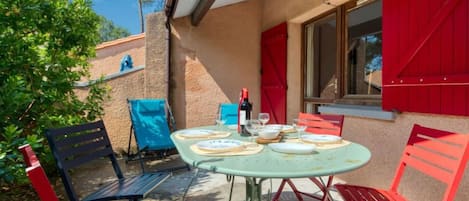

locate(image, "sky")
[[92, 0, 165, 35]]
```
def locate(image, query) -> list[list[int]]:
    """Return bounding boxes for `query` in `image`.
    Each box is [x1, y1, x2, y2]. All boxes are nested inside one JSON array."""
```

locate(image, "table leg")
[[245, 177, 267, 201]]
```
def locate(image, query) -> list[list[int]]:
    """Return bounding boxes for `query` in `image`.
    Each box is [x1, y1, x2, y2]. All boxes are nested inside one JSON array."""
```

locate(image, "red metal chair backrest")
[[18, 144, 59, 201], [298, 113, 344, 136], [390, 124, 469, 201]]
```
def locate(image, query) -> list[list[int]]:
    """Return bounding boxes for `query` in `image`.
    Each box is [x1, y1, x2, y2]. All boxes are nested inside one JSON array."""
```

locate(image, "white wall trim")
[[319, 104, 396, 121], [74, 65, 145, 88]]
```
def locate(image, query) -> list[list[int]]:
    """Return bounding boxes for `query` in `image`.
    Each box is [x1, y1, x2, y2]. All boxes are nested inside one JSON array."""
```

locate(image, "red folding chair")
[[273, 113, 344, 201], [335, 124, 469, 201], [18, 144, 59, 201]]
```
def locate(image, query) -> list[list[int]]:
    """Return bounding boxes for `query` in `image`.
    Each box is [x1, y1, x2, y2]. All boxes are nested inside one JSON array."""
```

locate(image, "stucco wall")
[[89, 34, 145, 79], [75, 71, 146, 153], [145, 13, 168, 98], [170, 0, 263, 128]]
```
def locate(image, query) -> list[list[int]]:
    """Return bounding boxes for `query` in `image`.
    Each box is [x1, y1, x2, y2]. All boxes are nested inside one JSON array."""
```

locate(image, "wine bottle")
[[238, 88, 252, 136]]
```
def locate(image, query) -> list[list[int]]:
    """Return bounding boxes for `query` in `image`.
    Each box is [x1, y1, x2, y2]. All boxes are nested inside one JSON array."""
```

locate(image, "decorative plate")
[[300, 134, 343, 144], [177, 129, 214, 138], [268, 143, 316, 154], [196, 139, 244, 152]]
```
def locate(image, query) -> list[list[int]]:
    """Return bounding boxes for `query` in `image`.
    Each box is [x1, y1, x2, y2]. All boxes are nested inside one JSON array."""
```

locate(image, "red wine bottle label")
[[239, 110, 246, 125]]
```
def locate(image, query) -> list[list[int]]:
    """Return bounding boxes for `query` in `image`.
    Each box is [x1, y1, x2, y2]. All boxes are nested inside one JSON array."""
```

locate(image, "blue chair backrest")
[[128, 99, 174, 151], [220, 103, 238, 125]]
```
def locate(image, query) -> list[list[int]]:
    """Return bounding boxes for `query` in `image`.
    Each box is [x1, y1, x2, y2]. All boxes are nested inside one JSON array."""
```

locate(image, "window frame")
[[301, 0, 382, 112]]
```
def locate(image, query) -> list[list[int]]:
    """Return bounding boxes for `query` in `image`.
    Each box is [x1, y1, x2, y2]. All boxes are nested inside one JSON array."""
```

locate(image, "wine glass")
[[293, 118, 307, 139], [245, 120, 261, 142], [258, 113, 270, 127], [215, 110, 227, 130], [215, 119, 227, 130]]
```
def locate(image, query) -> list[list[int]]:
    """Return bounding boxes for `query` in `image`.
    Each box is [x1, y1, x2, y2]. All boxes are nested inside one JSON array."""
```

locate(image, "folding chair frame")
[[126, 98, 187, 173]]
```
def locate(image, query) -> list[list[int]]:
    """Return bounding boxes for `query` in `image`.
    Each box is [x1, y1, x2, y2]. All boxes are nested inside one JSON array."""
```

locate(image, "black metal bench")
[[46, 120, 170, 201]]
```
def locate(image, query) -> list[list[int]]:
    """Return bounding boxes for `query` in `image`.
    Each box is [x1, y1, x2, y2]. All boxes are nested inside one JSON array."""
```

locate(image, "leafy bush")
[[0, 0, 108, 186]]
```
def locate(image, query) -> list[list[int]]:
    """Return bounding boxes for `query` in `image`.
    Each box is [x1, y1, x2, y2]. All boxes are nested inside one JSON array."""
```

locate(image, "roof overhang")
[[165, 0, 247, 26]]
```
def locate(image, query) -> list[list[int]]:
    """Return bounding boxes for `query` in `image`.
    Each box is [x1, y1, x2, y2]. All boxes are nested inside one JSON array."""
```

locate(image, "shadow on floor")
[[67, 154, 339, 201]]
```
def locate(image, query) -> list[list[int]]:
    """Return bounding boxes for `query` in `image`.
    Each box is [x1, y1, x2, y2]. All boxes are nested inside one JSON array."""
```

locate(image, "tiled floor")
[[72, 154, 346, 201]]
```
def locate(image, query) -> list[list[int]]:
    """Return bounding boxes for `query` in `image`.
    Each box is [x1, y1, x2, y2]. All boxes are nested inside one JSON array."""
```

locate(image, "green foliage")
[[0, 0, 109, 186], [98, 16, 131, 43], [0, 125, 44, 184]]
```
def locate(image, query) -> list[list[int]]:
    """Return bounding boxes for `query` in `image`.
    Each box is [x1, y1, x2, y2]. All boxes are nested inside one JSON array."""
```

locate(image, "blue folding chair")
[[219, 103, 238, 125], [127, 99, 177, 171], [217, 103, 239, 200]]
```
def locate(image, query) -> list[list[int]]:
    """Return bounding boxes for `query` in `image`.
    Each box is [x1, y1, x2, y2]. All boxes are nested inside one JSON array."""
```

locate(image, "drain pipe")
[[165, 0, 177, 105]]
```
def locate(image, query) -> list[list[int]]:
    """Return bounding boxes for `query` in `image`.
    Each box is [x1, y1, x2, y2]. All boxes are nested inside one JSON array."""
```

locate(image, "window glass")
[[304, 13, 337, 100], [347, 0, 382, 95]]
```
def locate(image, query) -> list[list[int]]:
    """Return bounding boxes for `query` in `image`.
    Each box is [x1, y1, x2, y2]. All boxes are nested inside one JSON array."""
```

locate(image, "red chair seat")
[[335, 184, 406, 201], [273, 113, 344, 201]]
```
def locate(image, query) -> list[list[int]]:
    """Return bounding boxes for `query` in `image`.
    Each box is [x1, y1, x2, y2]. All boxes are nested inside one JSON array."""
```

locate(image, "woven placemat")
[[190, 143, 264, 156], [284, 139, 351, 150], [174, 131, 231, 140]]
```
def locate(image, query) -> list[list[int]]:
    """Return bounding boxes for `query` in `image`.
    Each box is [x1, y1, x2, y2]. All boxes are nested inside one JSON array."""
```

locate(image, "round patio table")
[[171, 126, 371, 201]]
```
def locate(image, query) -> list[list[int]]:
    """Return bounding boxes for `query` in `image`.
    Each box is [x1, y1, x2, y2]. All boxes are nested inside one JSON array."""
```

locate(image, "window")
[[303, 13, 338, 113], [303, 0, 382, 112]]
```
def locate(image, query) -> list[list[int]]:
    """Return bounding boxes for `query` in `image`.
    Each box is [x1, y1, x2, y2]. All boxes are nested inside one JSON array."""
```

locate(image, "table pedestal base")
[[245, 177, 267, 201]]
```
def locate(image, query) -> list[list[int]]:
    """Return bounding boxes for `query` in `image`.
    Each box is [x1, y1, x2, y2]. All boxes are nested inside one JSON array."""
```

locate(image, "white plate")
[[196, 139, 244, 152], [268, 143, 316, 154], [227, 125, 238, 130], [177, 129, 213, 138], [301, 134, 343, 144]]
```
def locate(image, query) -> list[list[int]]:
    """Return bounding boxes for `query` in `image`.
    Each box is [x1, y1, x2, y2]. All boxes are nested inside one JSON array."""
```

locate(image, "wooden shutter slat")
[[441, 15, 454, 75], [382, 0, 398, 84], [454, 1, 468, 74], [453, 86, 466, 115]]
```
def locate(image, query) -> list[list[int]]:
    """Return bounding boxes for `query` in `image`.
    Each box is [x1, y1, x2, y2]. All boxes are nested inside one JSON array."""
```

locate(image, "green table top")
[[171, 126, 371, 179]]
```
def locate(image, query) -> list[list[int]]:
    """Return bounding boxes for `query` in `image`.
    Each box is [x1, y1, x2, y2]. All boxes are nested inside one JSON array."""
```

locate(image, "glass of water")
[[245, 120, 262, 142], [215, 119, 227, 130], [293, 118, 307, 138]]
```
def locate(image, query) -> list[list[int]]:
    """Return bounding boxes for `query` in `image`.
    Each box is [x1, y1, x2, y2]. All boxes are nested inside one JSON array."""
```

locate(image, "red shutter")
[[383, 0, 469, 116], [261, 22, 287, 123]]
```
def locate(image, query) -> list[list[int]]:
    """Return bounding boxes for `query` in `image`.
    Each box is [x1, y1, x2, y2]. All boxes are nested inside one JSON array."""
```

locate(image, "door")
[[261, 22, 287, 124]]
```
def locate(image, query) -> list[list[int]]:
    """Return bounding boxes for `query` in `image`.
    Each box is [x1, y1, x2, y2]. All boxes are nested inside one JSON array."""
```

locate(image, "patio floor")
[[71, 154, 346, 201]]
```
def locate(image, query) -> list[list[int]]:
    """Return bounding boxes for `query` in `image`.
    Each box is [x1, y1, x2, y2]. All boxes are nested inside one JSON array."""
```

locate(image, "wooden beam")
[[191, 0, 215, 26]]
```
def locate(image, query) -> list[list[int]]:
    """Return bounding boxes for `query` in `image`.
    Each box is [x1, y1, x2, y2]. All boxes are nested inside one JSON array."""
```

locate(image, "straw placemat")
[[284, 139, 351, 150], [174, 131, 231, 140], [190, 143, 264, 156]]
